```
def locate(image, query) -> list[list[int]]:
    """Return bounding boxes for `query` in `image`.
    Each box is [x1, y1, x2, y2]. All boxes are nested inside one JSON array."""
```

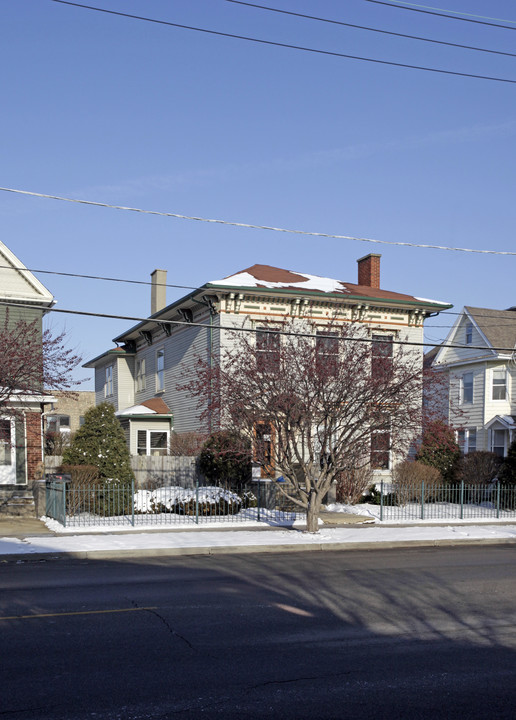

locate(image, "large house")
[[0, 240, 55, 509], [85, 253, 451, 476], [431, 306, 516, 457]]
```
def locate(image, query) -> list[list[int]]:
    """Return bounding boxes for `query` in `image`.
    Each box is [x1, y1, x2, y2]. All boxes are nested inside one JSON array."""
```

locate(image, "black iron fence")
[[45, 478, 298, 528]]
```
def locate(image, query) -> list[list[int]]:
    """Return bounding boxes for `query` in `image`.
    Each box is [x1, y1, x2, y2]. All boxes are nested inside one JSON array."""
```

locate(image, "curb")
[[2, 536, 516, 562]]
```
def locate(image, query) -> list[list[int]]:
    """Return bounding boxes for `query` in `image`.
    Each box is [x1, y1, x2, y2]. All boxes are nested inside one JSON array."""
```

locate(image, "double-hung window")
[[461, 373, 473, 404], [457, 428, 477, 454], [371, 335, 393, 380], [105, 365, 113, 397], [256, 328, 280, 372], [156, 349, 165, 392], [492, 369, 507, 400], [316, 331, 339, 376], [370, 414, 391, 470], [136, 358, 146, 393]]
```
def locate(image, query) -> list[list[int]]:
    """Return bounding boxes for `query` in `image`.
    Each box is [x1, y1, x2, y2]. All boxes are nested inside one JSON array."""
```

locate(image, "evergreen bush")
[[62, 402, 134, 484]]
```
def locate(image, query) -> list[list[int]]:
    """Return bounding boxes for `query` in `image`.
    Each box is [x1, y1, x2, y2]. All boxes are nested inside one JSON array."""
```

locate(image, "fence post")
[[195, 477, 199, 525], [131, 478, 135, 527], [460, 480, 464, 520], [421, 480, 425, 520], [62, 481, 67, 528], [380, 480, 383, 522], [496, 481, 500, 519], [257, 480, 261, 523]]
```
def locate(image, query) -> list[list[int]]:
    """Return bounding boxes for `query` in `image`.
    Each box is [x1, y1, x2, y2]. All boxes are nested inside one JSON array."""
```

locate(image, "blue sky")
[[1, 0, 515, 388]]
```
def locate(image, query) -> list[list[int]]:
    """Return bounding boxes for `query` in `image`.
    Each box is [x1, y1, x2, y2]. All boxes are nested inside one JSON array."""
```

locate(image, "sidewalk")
[[2, 514, 516, 561]]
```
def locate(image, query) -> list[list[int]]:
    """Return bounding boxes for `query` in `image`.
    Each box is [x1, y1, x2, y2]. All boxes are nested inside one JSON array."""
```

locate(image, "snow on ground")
[[1, 522, 516, 557], [327, 502, 516, 523]]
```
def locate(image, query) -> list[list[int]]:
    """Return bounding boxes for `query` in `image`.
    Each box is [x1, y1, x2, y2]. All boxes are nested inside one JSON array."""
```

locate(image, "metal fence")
[[45, 478, 298, 528], [376, 480, 516, 522]]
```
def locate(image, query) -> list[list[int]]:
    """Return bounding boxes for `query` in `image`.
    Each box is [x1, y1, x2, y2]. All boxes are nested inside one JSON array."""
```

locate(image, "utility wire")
[[366, 0, 516, 25], [2, 186, 516, 256], [364, 0, 516, 30], [2, 299, 514, 353], [49, 1, 516, 83], [226, 1, 516, 58], [4, 262, 516, 331]]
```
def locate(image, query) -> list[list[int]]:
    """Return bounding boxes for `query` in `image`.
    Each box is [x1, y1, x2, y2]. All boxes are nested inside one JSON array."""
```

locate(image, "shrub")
[[199, 431, 251, 492], [393, 460, 442, 505], [416, 420, 460, 483], [454, 452, 502, 485], [362, 484, 397, 506], [169, 431, 207, 456], [336, 465, 373, 505], [63, 402, 134, 484], [45, 430, 72, 456], [499, 438, 516, 485]]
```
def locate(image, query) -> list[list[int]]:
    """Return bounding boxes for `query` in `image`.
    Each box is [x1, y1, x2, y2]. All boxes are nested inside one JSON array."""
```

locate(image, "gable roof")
[[0, 240, 54, 308], [207, 264, 451, 308], [465, 306, 516, 351]]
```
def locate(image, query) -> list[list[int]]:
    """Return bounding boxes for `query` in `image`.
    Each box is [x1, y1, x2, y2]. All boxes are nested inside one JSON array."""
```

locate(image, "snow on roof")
[[116, 404, 157, 416], [209, 268, 350, 295], [415, 296, 452, 307]]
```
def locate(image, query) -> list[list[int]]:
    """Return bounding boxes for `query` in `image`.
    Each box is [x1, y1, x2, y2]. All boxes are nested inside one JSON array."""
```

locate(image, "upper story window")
[[156, 348, 165, 392], [47, 415, 71, 433], [492, 369, 507, 400], [136, 358, 146, 393], [316, 331, 339, 375], [461, 372, 473, 404], [371, 335, 393, 379], [105, 365, 113, 397], [465, 323, 473, 345], [256, 328, 280, 372]]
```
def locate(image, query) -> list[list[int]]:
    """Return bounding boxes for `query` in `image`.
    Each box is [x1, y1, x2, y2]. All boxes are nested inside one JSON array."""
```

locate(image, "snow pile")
[[134, 485, 242, 515]]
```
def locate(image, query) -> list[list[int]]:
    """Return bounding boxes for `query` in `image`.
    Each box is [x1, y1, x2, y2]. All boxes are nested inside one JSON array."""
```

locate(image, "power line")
[[226, 1, 516, 58], [364, 0, 516, 30], [3, 262, 516, 332], [0, 263, 199, 293], [2, 185, 516, 256], [366, 0, 516, 25], [2, 298, 514, 353], [49, 0, 516, 84]]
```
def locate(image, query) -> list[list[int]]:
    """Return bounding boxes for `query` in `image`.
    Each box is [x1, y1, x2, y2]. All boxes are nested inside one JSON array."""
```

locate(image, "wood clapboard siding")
[[116, 356, 135, 410]]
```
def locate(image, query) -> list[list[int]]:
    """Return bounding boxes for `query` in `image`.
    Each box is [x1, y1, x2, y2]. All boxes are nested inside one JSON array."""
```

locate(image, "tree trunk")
[[305, 490, 322, 533]]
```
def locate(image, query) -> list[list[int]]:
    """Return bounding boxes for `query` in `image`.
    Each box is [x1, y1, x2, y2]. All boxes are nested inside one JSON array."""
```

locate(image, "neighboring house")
[[44, 390, 95, 437], [0, 240, 55, 497], [85, 254, 451, 476], [431, 306, 516, 457]]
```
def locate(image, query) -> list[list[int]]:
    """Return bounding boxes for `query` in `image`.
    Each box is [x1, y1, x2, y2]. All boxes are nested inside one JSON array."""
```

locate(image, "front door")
[[0, 417, 16, 484]]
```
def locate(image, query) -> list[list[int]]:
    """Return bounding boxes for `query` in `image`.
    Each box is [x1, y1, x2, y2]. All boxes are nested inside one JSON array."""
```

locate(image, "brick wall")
[[26, 412, 43, 482]]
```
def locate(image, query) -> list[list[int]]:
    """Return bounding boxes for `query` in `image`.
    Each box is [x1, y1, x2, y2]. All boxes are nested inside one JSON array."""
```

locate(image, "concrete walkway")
[[2, 514, 516, 561]]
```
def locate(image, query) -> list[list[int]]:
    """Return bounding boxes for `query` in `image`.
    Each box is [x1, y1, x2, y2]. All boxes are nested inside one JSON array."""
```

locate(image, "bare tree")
[[0, 310, 82, 414], [182, 321, 426, 532]]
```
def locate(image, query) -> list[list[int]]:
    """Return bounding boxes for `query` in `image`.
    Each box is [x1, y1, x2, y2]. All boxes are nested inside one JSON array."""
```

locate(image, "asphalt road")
[[2, 545, 516, 719]]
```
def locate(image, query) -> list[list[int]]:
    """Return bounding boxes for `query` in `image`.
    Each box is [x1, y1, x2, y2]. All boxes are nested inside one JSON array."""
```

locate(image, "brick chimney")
[[357, 253, 381, 289], [151, 269, 167, 314]]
